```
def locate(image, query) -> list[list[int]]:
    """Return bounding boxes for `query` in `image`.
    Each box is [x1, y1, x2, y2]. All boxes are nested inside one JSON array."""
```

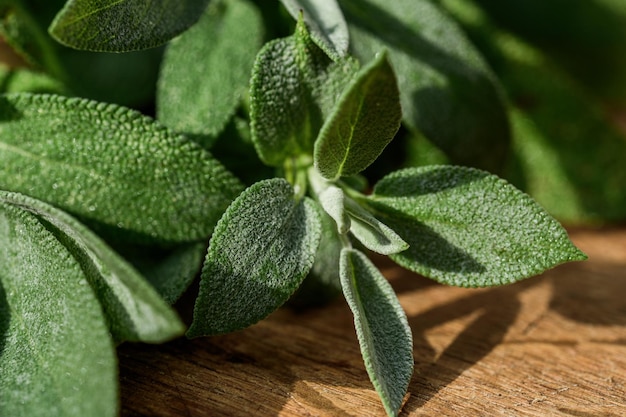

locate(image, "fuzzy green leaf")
[[188, 179, 321, 337], [279, 0, 349, 60], [338, 0, 510, 173], [318, 185, 350, 234], [344, 197, 408, 256], [367, 166, 586, 287], [157, 0, 263, 141], [0, 93, 243, 243], [0, 191, 185, 342], [340, 248, 413, 417], [48, 0, 210, 52], [0, 195, 117, 417], [249, 18, 358, 166], [314, 52, 401, 180]]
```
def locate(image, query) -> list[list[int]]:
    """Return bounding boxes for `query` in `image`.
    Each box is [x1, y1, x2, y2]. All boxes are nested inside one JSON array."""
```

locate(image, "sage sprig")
[[187, 20, 586, 416], [0, 1, 593, 416]]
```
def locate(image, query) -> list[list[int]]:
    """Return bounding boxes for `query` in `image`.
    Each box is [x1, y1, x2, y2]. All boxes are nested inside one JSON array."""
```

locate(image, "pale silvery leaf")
[[0, 191, 185, 343], [314, 51, 401, 181], [188, 179, 322, 336], [340, 248, 413, 417], [367, 166, 587, 287], [0, 93, 243, 244], [0, 196, 117, 417], [344, 197, 408, 255], [318, 185, 350, 234], [279, 0, 349, 60], [157, 0, 263, 141], [49, 0, 210, 52]]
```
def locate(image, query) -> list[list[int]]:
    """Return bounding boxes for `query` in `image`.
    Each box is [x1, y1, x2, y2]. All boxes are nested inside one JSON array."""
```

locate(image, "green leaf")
[[157, 0, 263, 140], [0, 194, 117, 417], [340, 248, 413, 417], [249, 17, 358, 166], [0, 93, 243, 244], [188, 178, 322, 337], [367, 166, 586, 287], [318, 185, 350, 234], [344, 197, 408, 256], [49, 0, 210, 52], [279, 0, 349, 60], [314, 52, 401, 180], [338, 0, 510, 173], [0, 191, 185, 343]]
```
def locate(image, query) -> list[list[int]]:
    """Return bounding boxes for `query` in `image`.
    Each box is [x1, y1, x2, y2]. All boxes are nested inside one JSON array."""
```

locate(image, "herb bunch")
[[0, 1, 589, 416]]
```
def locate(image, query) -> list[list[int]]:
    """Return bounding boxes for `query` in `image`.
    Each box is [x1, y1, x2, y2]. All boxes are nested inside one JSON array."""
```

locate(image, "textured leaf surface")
[[318, 185, 350, 234], [367, 166, 586, 287], [279, 0, 349, 60], [338, 0, 510, 173], [250, 18, 358, 166], [157, 0, 263, 140], [340, 248, 413, 417], [344, 197, 408, 256], [0, 191, 185, 343], [49, 0, 210, 52], [314, 52, 401, 180], [0, 93, 243, 243], [188, 179, 321, 336], [0, 196, 117, 417]]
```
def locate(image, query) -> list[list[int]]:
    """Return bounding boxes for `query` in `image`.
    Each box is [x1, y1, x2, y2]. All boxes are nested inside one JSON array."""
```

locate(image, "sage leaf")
[[0, 196, 117, 417], [279, 0, 349, 60], [318, 185, 350, 234], [0, 191, 185, 343], [338, 0, 510, 173], [157, 0, 263, 141], [188, 178, 322, 337], [49, 0, 210, 52], [314, 52, 401, 180], [0, 93, 243, 243], [250, 17, 358, 166], [344, 197, 408, 256], [340, 248, 413, 417], [367, 166, 587, 287]]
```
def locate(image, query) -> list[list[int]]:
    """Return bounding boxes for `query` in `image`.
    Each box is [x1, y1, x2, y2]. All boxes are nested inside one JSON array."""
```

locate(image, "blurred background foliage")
[[1, 0, 625, 226]]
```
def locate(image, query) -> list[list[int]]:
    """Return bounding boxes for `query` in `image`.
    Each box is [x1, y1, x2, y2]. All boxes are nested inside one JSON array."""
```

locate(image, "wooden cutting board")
[[118, 228, 626, 416]]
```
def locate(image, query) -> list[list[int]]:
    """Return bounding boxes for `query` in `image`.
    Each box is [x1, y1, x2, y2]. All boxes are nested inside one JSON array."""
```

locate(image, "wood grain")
[[118, 228, 626, 416]]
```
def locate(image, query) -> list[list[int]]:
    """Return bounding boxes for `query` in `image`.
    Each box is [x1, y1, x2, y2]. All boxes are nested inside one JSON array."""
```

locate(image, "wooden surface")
[[118, 228, 626, 416]]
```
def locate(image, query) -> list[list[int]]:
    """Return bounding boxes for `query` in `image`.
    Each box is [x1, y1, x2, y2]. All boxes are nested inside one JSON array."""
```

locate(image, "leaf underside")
[[340, 248, 413, 417]]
